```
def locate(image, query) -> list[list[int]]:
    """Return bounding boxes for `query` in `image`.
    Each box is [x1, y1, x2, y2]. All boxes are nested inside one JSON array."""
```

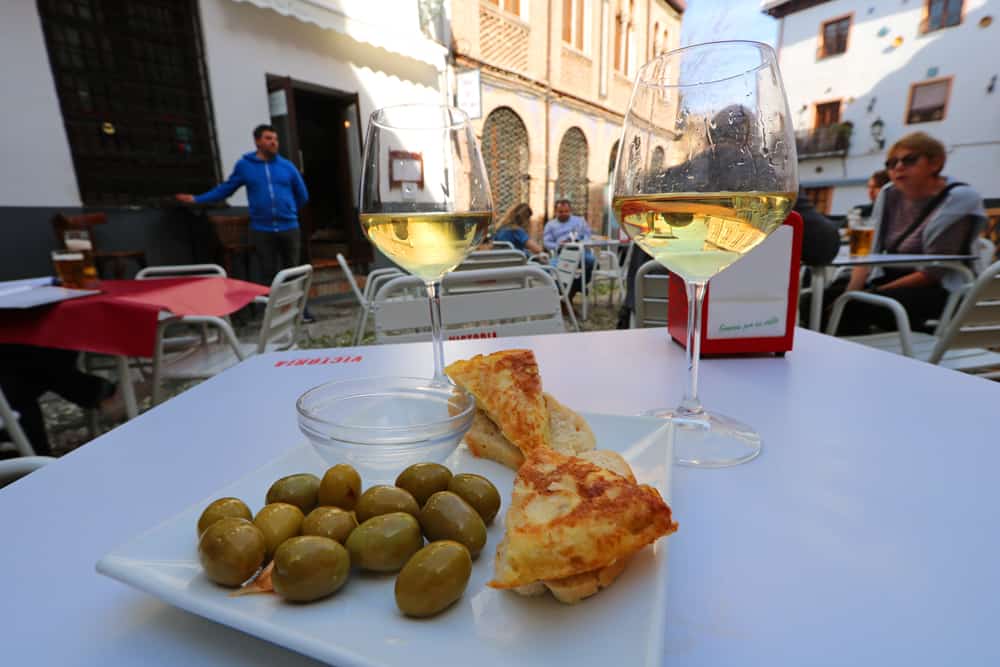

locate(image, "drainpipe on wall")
[[544, 0, 553, 220]]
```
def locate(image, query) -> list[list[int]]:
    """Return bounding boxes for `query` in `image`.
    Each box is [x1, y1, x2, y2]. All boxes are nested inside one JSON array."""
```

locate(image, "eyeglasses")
[[885, 154, 921, 170]]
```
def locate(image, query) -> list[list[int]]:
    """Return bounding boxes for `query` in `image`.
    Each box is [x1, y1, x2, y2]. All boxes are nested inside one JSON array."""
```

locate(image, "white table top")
[[3, 328, 999, 666]]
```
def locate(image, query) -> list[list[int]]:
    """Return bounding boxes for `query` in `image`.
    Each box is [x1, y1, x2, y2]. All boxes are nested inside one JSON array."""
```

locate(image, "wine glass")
[[611, 40, 798, 467], [359, 104, 493, 380]]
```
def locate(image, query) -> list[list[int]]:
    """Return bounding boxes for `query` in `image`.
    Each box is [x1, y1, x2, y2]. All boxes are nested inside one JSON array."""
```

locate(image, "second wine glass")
[[611, 40, 798, 467], [359, 104, 493, 380]]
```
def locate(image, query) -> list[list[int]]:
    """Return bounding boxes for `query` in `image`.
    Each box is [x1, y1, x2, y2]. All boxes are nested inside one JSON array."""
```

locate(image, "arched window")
[[556, 127, 589, 216], [481, 107, 530, 216], [608, 139, 620, 175], [650, 145, 665, 174]]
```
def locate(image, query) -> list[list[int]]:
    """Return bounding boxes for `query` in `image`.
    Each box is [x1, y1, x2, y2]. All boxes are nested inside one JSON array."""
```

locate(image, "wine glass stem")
[[680, 280, 707, 417], [426, 281, 446, 381]]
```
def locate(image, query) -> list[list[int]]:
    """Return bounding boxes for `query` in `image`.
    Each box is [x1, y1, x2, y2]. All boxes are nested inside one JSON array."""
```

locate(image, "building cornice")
[[453, 52, 626, 124], [762, 0, 833, 18]]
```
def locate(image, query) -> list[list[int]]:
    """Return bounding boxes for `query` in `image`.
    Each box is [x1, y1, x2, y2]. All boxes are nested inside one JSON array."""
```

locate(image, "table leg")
[[580, 250, 589, 321], [115, 356, 139, 419], [808, 265, 826, 331]]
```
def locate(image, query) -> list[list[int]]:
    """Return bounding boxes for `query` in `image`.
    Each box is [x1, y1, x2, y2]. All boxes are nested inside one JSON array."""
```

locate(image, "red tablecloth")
[[0, 278, 269, 357]]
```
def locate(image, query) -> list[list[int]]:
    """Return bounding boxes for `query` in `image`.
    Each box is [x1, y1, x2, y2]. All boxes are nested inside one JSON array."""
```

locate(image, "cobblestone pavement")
[[29, 290, 623, 457]]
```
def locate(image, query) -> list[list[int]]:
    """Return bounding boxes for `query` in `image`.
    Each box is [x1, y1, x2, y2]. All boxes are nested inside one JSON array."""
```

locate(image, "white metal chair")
[[591, 249, 625, 307], [490, 240, 516, 250], [0, 456, 56, 489], [632, 259, 670, 328], [336, 253, 404, 345], [0, 386, 35, 457], [136, 264, 227, 280], [827, 260, 1000, 376], [150, 264, 313, 404], [972, 237, 996, 276], [372, 265, 566, 343], [454, 249, 527, 271]]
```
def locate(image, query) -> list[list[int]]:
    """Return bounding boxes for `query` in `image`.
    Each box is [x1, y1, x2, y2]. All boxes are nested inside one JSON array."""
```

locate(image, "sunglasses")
[[885, 154, 922, 170]]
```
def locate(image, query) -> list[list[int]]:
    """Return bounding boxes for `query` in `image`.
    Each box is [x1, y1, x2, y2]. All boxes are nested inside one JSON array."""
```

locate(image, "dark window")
[[815, 101, 841, 128], [819, 16, 850, 58], [906, 79, 951, 124], [556, 127, 589, 218], [37, 0, 220, 205], [481, 107, 530, 217], [804, 187, 832, 215], [923, 0, 963, 32]]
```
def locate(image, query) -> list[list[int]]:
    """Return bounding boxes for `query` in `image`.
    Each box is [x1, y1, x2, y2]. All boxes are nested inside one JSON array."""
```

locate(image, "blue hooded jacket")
[[195, 151, 309, 232]]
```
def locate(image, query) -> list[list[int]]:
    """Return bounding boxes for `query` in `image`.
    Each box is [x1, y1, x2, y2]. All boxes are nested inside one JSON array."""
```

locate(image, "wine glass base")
[[642, 408, 762, 468]]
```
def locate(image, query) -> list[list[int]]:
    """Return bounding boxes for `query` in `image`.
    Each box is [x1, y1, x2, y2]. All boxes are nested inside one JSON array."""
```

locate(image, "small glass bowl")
[[296, 377, 475, 482]]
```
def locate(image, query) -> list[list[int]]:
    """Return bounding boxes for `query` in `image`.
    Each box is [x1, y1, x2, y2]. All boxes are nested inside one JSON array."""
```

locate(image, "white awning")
[[230, 0, 448, 70]]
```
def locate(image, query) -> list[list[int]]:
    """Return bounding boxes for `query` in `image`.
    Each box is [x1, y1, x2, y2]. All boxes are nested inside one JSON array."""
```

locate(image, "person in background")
[[0, 344, 126, 456], [493, 203, 543, 257], [827, 132, 985, 335], [868, 169, 891, 203], [543, 199, 595, 302], [175, 124, 314, 321]]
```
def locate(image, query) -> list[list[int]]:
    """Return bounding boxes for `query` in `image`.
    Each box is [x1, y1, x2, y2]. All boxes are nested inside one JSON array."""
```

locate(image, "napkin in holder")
[[667, 211, 803, 356]]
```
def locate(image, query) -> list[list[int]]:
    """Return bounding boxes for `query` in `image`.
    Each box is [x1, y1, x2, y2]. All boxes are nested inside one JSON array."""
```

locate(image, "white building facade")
[[0, 0, 447, 279], [763, 0, 1000, 215]]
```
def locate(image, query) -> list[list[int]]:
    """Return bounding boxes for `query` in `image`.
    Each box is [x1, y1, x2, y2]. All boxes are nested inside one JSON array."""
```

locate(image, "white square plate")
[[97, 413, 675, 667]]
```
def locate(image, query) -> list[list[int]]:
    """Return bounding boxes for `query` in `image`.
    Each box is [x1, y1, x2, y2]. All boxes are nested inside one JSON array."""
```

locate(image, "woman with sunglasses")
[[828, 132, 986, 335]]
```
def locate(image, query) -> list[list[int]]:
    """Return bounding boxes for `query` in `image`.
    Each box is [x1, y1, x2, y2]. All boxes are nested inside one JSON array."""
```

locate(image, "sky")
[[680, 0, 780, 47]]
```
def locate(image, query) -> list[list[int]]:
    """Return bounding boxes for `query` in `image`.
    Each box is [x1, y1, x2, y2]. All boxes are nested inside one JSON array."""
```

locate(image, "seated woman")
[[492, 203, 543, 257], [827, 132, 986, 335]]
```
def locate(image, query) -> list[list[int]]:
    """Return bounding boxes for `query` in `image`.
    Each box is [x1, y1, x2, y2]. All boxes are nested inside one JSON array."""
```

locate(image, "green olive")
[[395, 463, 453, 507], [354, 485, 420, 524], [271, 536, 350, 602], [198, 517, 266, 587], [197, 497, 252, 536], [317, 464, 362, 510], [345, 512, 423, 572], [447, 474, 502, 524], [253, 503, 305, 559], [419, 492, 487, 558], [266, 473, 320, 514], [302, 507, 357, 544], [395, 541, 472, 618]]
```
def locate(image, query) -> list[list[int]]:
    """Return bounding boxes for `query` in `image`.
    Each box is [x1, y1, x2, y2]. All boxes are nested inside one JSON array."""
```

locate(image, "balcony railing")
[[796, 124, 852, 159]]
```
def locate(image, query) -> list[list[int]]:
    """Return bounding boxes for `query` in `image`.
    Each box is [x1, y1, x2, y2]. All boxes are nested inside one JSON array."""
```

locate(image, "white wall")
[[778, 0, 1000, 205], [0, 1, 80, 206], [197, 0, 444, 204]]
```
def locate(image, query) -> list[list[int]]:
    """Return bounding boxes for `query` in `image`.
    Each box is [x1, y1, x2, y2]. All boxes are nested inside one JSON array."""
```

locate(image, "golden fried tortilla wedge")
[[489, 448, 678, 589], [445, 350, 550, 453]]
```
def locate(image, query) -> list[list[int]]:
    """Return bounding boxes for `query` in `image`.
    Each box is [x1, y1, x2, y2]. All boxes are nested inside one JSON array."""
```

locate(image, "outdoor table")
[[0, 277, 268, 418], [2, 327, 997, 665], [805, 251, 977, 331]]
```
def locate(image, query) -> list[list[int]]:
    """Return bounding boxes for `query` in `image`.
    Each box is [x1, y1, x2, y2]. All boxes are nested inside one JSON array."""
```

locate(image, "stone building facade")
[[451, 0, 685, 239]]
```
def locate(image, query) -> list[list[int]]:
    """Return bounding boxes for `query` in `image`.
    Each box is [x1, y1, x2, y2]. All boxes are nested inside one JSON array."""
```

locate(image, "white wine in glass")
[[359, 105, 493, 380], [612, 41, 798, 467]]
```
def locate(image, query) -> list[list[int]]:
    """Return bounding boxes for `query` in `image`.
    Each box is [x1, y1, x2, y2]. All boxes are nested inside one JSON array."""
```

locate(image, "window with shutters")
[[613, 1, 634, 74], [485, 0, 523, 18], [37, 0, 220, 205], [922, 0, 963, 33], [818, 15, 851, 58], [804, 187, 833, 215], [562, 0, 588, 52], [906, 78, 952, 124], [556, 127, 589, 217], [814, 101, 841, 128], [481, 107, 530, 217]]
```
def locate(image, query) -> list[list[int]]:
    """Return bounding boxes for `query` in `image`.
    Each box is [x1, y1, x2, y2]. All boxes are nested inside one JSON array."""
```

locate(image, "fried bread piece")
[[446, 350, 550, 453], [489, 448, 678, 590], [512, 450, 637, 603], [463, 393, 597, 470]]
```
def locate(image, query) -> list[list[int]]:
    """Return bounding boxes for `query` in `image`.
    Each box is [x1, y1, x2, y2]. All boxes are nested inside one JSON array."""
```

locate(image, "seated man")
[[543, 199, 595, 302]]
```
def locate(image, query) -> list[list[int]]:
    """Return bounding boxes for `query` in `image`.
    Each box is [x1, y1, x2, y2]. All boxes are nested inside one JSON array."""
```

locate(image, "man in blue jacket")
[[176, 124, 309, 287]]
